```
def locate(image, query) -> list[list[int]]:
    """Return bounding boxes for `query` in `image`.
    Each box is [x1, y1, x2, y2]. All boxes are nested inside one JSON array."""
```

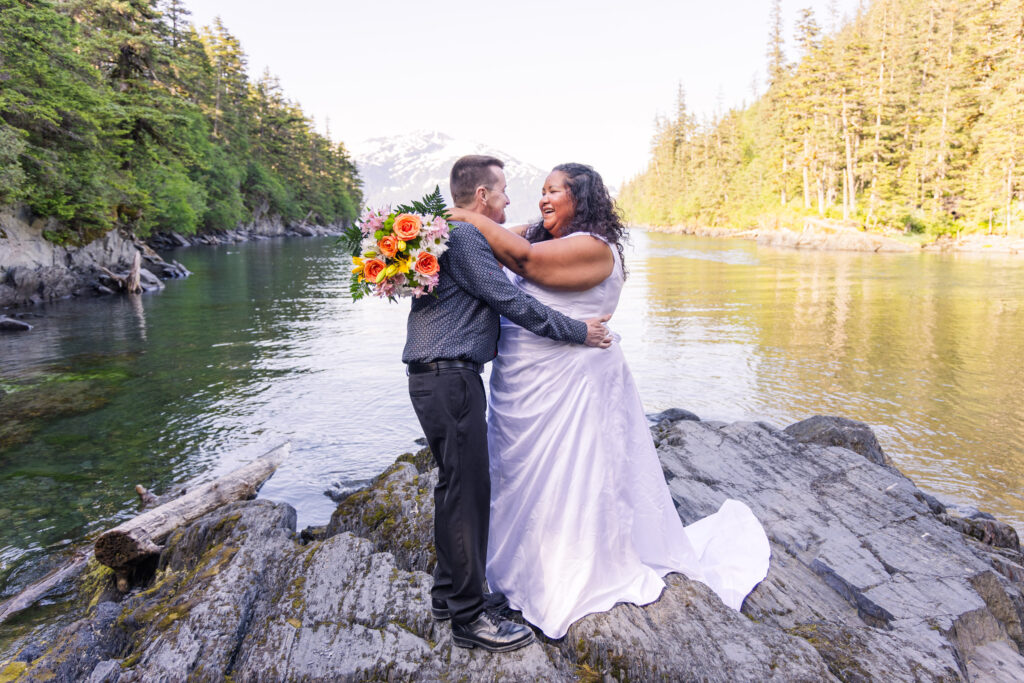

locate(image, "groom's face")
[[481, 167, 510, 224]]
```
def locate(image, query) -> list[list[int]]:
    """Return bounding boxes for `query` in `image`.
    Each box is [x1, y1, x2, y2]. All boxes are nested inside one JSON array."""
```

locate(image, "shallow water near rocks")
[[0, 231, 1021, 633]]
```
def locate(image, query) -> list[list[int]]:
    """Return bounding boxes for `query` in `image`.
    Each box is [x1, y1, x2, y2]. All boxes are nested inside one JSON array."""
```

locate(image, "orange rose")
[[392, 213, 422, 241], [414, 252, 440, 276], [362, 258, 386, 282], [378, 235, 399, 258]]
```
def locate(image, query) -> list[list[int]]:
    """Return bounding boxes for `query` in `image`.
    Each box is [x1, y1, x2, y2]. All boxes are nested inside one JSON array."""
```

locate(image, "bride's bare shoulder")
[[557, 232, 612, 254]]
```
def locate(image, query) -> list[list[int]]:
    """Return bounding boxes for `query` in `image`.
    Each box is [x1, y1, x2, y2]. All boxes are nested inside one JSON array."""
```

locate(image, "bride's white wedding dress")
[[485, 233, 771, 639]]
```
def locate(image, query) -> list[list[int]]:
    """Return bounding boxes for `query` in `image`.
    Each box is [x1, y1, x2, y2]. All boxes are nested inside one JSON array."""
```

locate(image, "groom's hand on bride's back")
[[584, 314, 613, 348]]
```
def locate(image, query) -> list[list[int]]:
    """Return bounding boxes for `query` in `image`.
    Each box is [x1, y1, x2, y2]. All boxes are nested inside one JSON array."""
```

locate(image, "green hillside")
[[0, 0, 360, 244]]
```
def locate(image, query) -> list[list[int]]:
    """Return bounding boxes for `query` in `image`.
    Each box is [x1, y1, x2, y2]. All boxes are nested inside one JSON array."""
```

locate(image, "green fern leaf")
[[395, 186, 450, 218], [336, 224, 363, 256]]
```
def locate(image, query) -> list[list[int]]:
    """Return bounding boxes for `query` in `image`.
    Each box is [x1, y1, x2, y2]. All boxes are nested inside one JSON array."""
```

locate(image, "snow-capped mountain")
[[352, 131, 549, 226]]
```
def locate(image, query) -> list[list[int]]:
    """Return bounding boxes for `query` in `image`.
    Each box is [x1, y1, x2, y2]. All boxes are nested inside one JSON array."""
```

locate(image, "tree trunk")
[[870, 4, 888, 219], [843, 93, 857, 221], [126, 250, 142, 295], [94, 443, 289, 587], [781, 157, 788, 207], [1007, 161, 1014, 235], [803, 135, 812, 209]]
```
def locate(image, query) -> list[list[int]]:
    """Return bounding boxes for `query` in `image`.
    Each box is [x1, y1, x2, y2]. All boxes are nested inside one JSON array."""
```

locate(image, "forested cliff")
[[0, 0, 360, 245], [620, 0, 1024, 237]]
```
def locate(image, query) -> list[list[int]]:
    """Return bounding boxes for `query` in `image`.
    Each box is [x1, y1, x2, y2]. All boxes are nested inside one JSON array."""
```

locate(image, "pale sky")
[[188, 0, 861, 186]]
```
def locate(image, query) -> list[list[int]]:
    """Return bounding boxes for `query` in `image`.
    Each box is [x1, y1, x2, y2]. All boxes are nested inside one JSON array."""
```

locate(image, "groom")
[[404, 155, 610, 652]]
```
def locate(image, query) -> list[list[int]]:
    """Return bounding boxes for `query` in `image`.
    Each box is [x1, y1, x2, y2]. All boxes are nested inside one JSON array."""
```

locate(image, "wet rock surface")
[[7, 415, 1024, 681], [0, 316, 32, 332]]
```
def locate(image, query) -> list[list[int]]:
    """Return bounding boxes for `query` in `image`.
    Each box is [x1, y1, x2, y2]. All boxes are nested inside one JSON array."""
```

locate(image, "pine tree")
[[619, 0, 1024, 237], [0, 0, 120, 238], [0, 1, 360, 239]]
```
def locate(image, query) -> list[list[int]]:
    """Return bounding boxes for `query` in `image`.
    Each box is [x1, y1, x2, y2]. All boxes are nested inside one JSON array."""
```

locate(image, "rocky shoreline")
[[0, 205, 342, 312], [643, 218, 1024, 255], [2, 412, 1022, 681]]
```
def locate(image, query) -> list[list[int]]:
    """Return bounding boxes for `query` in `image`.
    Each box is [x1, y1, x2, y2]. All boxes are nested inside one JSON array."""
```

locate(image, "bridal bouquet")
[[340, 187, 452, 301]]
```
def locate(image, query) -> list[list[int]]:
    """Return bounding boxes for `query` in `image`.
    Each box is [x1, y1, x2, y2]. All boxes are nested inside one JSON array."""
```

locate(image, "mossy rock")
[[395, 447, 434, 474], [324, 461, 436, 574]]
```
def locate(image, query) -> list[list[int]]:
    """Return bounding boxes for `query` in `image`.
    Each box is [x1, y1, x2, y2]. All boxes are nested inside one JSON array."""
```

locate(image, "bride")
[[448, 163, 770, 639]]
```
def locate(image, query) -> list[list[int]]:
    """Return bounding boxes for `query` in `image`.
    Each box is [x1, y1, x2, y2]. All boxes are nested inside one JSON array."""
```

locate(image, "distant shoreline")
[[633, 220, 1024, 256]]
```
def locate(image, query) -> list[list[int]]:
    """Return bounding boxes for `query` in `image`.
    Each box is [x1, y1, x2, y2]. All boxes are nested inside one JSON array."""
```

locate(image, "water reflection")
[[625, 231, 1024, 532]]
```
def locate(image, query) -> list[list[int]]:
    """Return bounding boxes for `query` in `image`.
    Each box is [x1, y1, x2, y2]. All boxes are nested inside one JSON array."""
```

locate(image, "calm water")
[[1, 232, 1022, 606]]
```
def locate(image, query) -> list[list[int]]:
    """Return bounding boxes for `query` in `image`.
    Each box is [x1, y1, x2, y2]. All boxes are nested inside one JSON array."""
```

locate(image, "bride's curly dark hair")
[[524, 163, 628, 276]]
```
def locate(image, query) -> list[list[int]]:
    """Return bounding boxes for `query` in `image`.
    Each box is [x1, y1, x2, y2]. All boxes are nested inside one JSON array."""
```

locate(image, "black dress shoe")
[[431, 591, 510, 621], [451, 612, 534, 652]]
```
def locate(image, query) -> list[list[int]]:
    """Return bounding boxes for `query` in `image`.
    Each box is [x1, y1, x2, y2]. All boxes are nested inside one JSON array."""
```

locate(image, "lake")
[[1, 230, 1021, 612]]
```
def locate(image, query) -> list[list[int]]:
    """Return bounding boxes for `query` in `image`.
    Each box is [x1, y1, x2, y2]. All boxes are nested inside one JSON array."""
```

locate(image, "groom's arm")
[[446, 226, 587, 344]]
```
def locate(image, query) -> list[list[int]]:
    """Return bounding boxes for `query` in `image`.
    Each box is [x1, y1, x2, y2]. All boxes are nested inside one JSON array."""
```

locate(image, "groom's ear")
[[469, 185, 487, 210]]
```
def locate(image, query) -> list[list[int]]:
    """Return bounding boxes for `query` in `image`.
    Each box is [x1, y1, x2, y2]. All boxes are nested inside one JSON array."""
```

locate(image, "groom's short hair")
[[450, 155, 504, 207]]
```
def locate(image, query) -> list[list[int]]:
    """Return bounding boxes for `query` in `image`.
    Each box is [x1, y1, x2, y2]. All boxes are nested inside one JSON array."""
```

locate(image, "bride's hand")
[[446, 206, 472, 223]]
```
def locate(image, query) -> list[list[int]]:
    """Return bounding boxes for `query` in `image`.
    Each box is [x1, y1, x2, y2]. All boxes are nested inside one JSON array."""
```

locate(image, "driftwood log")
[[94, 443, 289, 589], [97, 250, 143, 294], [0, 550, 92, 625]]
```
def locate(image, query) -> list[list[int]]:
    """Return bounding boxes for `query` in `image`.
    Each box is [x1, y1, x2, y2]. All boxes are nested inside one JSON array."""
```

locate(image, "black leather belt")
[[407, 360, 483, 375]]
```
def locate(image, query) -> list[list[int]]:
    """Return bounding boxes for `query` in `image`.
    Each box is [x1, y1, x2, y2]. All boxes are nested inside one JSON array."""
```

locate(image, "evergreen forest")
[[619, 0, 1024, 237], [0, 0, 360, 244]]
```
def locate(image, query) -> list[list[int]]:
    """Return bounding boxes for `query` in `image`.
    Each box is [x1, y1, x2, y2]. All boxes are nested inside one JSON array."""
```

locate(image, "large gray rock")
[[656, 416, 1024, 680], [11, 414, 1024, 681], [784, 414, 893, 466]]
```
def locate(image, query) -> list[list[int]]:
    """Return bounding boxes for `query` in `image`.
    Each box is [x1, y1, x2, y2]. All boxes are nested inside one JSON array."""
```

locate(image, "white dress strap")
[[563, 231, 609, 244]]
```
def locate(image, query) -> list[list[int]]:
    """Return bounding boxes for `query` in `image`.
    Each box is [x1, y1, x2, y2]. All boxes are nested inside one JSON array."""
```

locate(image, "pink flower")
[[427, 216, 450, 239], [360, 207, 388, 235]]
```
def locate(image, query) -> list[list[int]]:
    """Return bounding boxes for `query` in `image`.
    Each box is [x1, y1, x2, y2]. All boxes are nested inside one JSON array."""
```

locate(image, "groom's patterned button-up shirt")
[[402, 222, 586, 365]]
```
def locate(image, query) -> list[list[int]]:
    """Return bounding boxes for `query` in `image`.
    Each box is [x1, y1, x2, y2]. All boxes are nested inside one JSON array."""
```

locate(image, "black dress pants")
[[408, 367, 489, 625]]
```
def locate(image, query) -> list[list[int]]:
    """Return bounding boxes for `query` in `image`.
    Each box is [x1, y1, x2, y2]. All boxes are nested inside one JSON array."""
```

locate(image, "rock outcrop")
[[1, 204, 342, 309], [6, 414, 1024, 681], [644, 220, 917, 253], [144, 220, 341, 251], [0, 207, 188, 309], [753, 226, 915, 253]]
